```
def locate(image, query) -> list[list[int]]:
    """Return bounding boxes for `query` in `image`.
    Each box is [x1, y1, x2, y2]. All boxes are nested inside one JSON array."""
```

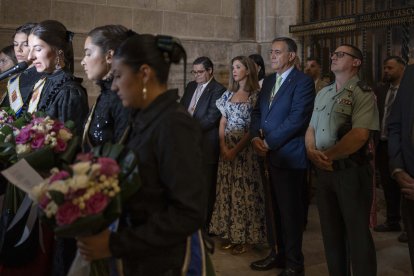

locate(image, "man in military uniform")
[[305, 44, 379, 276]]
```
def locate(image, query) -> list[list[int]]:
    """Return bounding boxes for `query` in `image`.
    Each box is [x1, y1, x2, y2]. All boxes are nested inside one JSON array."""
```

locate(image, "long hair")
[[228, 56, 259, 93], [114, 34, 186, 85], [249, 54, 266, 81], [0, 45, 18, 65], [30, 20, 75, 73]]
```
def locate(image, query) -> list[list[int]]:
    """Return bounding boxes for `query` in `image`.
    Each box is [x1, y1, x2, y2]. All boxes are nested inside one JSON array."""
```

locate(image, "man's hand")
[[307, 149, 333, 171], [252, 138, 268, 157], [394, 171, 414, 200]]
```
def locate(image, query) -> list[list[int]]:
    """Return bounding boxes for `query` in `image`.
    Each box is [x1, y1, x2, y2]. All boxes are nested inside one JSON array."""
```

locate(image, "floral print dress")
[[209, 90, 266, 244]]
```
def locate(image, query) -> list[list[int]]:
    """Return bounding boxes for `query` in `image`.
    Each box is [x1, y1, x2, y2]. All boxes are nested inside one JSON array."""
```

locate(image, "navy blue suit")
[[251, 67, 315, 269], [388, 64, 414, 273]]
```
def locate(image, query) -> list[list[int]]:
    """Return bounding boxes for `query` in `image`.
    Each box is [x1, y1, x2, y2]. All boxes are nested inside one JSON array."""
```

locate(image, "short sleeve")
[[351, 90, 380, 131], [216, 90, 231, 118]]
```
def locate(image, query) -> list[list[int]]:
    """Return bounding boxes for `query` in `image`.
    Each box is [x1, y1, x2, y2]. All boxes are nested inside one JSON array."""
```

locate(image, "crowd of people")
[[0, 19, 411, 276]]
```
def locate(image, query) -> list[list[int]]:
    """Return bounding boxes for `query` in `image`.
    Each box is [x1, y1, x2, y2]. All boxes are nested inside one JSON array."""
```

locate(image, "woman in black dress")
[[77, 34, 208, 276], [80, 25, 132, 151]]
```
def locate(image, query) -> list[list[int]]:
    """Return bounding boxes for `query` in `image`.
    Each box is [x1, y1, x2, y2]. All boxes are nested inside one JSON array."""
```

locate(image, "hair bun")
[[126, 29, 137, 37], [66, 30, 74, 42], [156, 35, 185, 64]]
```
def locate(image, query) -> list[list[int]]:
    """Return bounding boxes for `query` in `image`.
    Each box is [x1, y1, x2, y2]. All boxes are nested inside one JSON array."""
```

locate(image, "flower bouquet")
[[31, 143, 140, 238]]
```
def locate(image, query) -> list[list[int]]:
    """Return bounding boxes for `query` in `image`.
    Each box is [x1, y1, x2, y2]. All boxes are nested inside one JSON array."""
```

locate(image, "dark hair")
[[0, 45, 18, 64], [306, 57, 321, 66], [193, 56, 214, 73], [340, 44, 363, 63], [87, 25, 134, 54], [14, 22, 37, 38], [384, 55, 406, 66], [249, 54, 266, 81], [114, 34, 186, 85], [30, 20, 75, 73], [228, 56, 259, 93], [272, 37, 297, 53]]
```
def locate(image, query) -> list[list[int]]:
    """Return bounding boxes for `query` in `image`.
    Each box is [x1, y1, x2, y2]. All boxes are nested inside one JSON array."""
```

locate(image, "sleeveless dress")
[[209, 90, 266, 244]]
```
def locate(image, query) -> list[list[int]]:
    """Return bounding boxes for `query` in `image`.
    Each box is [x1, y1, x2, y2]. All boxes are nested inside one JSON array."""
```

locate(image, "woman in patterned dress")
[[209, 56, 266, 255]]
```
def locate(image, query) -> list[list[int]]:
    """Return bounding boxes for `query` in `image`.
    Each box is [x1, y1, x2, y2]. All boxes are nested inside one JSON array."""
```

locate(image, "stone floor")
[[210, 203, 412, 276]]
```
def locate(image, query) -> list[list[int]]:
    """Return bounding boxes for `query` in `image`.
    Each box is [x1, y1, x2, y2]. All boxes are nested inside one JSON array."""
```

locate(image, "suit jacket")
[[388, 65, 414, 176], [251, 68, 315, 169], [180, 78, 226, 164]]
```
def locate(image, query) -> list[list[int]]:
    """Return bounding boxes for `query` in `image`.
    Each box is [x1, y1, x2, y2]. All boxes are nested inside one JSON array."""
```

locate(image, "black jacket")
[[180, 78, 226, 164], [109, 89, 207, 276]]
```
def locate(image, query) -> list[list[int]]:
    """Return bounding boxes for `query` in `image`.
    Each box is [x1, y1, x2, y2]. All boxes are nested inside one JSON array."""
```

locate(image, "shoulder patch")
[[357, 81, 372, 92]]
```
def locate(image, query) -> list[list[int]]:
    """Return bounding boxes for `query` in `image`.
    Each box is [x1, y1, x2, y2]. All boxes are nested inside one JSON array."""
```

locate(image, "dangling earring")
[[55, 55, 61, 70], [142, 86, 147, 100]]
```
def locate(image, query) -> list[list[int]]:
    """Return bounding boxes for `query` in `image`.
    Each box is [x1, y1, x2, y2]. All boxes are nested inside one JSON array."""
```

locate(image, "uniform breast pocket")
[[333, 104, 352, 116], [314, 104, 326, 112]]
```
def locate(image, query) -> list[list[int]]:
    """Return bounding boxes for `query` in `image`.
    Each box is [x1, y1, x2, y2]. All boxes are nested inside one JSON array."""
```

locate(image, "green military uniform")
[[310, 76, 379, 276]]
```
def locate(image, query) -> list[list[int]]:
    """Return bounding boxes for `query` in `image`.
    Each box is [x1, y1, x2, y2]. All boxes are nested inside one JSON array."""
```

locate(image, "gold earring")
[[55, 55, 61, 70], [142, 86, 147, 100]]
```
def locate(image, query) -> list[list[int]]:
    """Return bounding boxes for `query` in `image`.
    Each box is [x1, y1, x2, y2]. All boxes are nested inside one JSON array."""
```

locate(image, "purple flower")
[[31, 133, 45, 149], [56, 202, 81, 226], [85, 193, 109, 215], [49, 170, 70, 183], [97, 157, 120, 176], [52, 121, 64, 132], [15, 127, 32, 144], [38, 195, 51, 209], [54, 138, 67, 153]]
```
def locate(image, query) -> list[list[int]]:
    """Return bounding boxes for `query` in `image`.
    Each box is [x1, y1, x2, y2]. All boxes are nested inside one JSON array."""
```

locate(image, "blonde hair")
[[228, 56, 260, 93]]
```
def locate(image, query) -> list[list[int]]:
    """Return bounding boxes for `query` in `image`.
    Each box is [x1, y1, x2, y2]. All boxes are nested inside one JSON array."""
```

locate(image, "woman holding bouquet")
[[27, 20, 89, 135], [77, 34, 208, 276], [80, 25, 132, 151]]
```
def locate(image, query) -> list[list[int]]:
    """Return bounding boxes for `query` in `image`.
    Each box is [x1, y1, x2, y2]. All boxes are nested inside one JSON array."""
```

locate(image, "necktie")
[[269, 75, 282, 105], [381, 85, 398, 139], [188, 84, 203, 115]]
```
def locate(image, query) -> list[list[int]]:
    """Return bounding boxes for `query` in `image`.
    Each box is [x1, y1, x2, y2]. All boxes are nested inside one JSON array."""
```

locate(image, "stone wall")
[[0, 0, 298, 101]]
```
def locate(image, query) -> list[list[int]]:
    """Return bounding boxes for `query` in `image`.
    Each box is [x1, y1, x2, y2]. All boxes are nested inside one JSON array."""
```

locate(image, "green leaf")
[[59, 136, 80, 165], [48, 190, 65, 205], [21, 146, 56, 171], [64, 120, 75, 131]]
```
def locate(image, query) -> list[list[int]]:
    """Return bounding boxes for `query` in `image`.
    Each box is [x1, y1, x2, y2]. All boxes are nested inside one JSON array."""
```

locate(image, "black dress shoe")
[[398, 231, 408, 243], [250, 252, 286, 271], [373, 222, 401, 232], [278, 267, 305, 276]]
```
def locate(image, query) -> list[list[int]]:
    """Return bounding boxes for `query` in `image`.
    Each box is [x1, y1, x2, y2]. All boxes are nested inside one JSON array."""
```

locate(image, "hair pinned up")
[[66, 31, 74, 42], [126, 29, 137, 37], [114, 34, 187, 88]]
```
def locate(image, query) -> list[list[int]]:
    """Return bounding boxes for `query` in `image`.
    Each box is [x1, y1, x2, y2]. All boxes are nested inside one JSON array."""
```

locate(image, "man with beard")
[[374, 56, 406, 238]]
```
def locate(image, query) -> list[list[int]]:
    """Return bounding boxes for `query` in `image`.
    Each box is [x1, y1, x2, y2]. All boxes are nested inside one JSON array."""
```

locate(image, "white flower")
[[16, 144, 31, 154], [48, 180, 69, 194], [58, 128, 73, 142], [30, 182, 47, 202], [70, 174, 89, 190], [72, 161, 91, 175], [45, 201, 58, 217]]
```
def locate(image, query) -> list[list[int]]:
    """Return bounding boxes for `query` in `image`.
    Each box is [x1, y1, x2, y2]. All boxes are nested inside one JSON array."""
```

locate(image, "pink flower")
[[97, 157, 120, 176], [49, 170, 70, 183], [85, 193, 109, 215], [52, 121, 64, 132], [15, 127, 32, 144], [56, 202, 81, 226], [39, 195, 51, 209], [76, 152, 93, 162], [31, 133, 45, 149], [54, 138, 67, 152], [31, 117, 44, 124]]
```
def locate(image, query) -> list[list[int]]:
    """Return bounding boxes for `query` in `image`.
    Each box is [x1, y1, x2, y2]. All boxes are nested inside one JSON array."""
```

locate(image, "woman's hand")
[[77, 229, 112, 261]]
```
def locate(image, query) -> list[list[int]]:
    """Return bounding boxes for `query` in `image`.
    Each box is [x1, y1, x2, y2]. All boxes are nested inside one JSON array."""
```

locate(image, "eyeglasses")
[[331, 51, 360, 59], [191, 69, 206, 75]]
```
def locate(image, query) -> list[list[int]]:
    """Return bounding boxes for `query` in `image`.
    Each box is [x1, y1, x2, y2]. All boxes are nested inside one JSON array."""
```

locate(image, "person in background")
[[1, 23, 42, 112], [373, 56, 406, 237], [388, 63, 414, 275], [81, 25, 132, 151], [305, 44, 378, 276], [77, 34, 207, 276], [180, 56, 226, 229], [304, 57, 328, 93], [0, 45, 18, 103], [249, 54, 266, 88], [209, 56, 266, 255]]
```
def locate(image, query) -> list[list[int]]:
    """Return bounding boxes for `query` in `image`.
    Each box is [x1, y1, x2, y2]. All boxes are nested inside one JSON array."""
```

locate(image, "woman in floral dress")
[[209, 56, 266, 254]]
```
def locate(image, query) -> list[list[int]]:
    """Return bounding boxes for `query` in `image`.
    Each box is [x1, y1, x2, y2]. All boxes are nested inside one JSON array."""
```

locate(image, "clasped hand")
[[252, 139, 268, 157], [394, 171, 414, 201], [307, 149, 333, 171]]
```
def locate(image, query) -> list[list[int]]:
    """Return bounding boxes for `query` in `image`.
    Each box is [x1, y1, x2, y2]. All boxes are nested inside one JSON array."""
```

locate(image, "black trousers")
[[204, 163, 218, 228], [377, 141, 401, 224], [316, 163, 376, 276], [268, 165, 306, 269], [402, 197, 414, 274]]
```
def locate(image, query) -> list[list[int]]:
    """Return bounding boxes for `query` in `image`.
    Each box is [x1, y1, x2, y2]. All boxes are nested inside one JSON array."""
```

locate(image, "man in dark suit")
[[250, 37, 315, 276], [374, 56, 406, 233], [388, 64, 414, 274], [180, 56, 226, 227]]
